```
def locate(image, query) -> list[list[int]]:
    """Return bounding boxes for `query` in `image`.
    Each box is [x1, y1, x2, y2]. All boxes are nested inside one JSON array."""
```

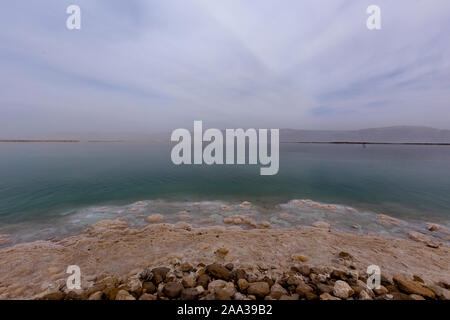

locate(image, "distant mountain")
[[280, 126, 450, 143], [4, 126, 450, 143]]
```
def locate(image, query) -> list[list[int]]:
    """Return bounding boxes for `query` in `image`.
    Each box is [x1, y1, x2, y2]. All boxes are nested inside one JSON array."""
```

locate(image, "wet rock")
[[393, 276, 435, 299], [413, 275, 424, 283], [331, 269, 348, 281], [181, 288, 199, 300], [305, 292, 319, 300], [247, 282, 270, 298], [206, 264, 231, 281], [312, 221, 330, 229], [115, 290, 135, 300], [333, 280, 354, 299], [225, 263, 234, 271], [146, 214, 165, 223], [163, 282, 184, 298]]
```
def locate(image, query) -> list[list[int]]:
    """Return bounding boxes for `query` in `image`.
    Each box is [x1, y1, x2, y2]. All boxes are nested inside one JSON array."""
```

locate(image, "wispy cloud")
[[1, 0, 449, 136]]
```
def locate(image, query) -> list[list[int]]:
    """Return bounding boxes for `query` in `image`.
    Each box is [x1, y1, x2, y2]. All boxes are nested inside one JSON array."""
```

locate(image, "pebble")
[[333, 280, 355, 299]]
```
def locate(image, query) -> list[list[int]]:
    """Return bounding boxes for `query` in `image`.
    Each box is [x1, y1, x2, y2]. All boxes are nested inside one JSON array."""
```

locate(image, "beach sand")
[[0, 218, 449, 300]]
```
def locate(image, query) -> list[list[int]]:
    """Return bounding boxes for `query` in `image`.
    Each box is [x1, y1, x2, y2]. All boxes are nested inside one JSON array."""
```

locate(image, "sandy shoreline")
[[0, 218, 449, 300]]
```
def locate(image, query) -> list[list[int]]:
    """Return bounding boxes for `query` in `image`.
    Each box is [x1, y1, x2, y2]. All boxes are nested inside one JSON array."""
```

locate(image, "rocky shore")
[[0, 219, 449, 300]]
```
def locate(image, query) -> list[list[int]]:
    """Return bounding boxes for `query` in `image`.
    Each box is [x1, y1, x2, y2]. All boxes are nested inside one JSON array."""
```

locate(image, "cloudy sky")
[[1, 0, 450, 136]]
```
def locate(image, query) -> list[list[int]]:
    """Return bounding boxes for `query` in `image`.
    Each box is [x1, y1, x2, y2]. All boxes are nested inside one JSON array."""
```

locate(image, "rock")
[[197, 274, 211, 289], [428, 285, 450, 300], [320, 293, 340, 300], [410, 294, 425, 300], [225, 263, 234, 271], [389, 292, 414, 300], [237, 279, 249, 292], [143, 281, 156, 294], [331, 269, 348, 281], [216, 247, 229, 255], [247, 282, 270, 298], [233, 292, 247, 300], [139, 269, 153, 281], [426, 223, 450, 233], [139, 293, 157, 300], [195, 286, 205, 295], [316, 283, 334, 294], [206, 264, 231, 281], [163, 282, 184, 298], [295, 282, 314, 298], [152, 267, 170, 284], [88, 291, 103, 300], [407, 230, 440, 248], [215, 288, 232, 300], [279, 294, 299, 300], [413, 275, 424, 283], [373, 285, 388, 296], [127, 278, 142, 295], [333, 280, 354, 299], [182, 275, 197, 288], [359, 290, 372, 300], [305, 292, 319, 300], [146, 214, 165, 223], [181, 288, 199, 300], [377, 214, 402, 226], [115, 290, 135, 300], [232, 269, 247, 281], [393, 276, 435, 299], [338, 251, 353, 259], [297, 265, 311, 276], [269, 283, 288, 300], [208, 280, 227, 293], [291, 254, 308, 262], [312, 221, 330, 229], [180, 262, 193, 272]]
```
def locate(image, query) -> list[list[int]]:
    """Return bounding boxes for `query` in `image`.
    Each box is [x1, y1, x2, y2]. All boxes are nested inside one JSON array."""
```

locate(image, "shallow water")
[[0, 142, 449, 245]]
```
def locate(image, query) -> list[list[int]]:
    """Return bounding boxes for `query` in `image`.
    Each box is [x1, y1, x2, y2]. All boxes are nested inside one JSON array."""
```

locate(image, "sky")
[[0, 0, 450, 137]]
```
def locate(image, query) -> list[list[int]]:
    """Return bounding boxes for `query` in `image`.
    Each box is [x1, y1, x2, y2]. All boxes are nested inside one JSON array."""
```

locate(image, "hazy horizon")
[[1, 0, 450, 136]]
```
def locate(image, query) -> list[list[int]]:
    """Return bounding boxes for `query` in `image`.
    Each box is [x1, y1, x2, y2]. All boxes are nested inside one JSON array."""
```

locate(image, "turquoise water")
[[0, 142, 449, 244]]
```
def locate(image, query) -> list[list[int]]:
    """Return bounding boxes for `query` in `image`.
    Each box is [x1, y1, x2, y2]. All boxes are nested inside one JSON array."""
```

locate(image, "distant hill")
[[280, 126, 450, 143], [4, 126, 450, 143]]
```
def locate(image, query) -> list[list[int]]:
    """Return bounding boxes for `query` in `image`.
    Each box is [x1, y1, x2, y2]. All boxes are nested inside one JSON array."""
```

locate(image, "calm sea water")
[[0, 142, 449, 244]]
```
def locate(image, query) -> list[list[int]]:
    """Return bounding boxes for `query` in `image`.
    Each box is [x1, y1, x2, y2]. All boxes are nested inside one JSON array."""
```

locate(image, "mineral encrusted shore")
[[0, 219, 449, 300]]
